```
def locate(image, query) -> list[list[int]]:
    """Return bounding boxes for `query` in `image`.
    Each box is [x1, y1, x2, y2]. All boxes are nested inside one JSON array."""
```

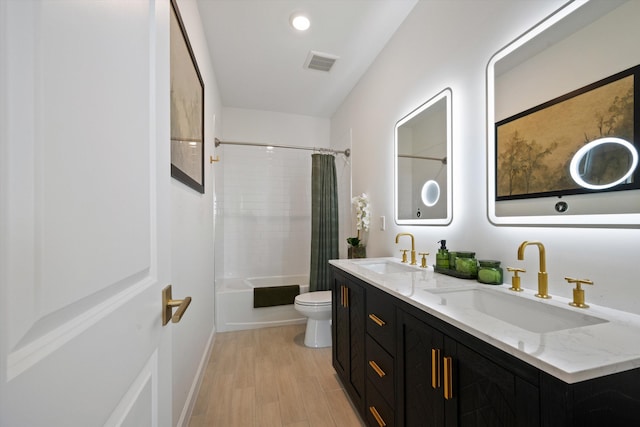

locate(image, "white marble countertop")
[[330, 257, 640, 384]]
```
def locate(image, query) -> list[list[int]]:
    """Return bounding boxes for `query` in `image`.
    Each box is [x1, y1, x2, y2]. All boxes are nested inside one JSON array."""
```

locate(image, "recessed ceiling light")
[[290, 13, 310, 31]]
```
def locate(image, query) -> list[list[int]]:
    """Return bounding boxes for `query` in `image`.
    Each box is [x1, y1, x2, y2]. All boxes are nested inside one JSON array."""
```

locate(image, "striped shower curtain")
[[309, 154, 339, 292]]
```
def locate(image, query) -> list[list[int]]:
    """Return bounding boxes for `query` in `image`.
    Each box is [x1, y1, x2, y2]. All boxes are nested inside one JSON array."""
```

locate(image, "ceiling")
[[196, 0, 418, 118]]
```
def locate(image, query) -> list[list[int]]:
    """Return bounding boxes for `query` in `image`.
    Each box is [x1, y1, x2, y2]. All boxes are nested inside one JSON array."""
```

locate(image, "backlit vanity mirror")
[[487, 0, 640, 226], [395, 88, 452, 225]]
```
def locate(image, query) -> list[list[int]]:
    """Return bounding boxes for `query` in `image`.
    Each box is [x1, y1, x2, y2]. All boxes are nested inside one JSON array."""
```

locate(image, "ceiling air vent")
[[304, 51, 339, 72]]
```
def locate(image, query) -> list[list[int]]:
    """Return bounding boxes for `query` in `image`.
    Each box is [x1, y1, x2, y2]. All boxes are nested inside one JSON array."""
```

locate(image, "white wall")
[[170, 0, 220, 425], [331, 0, 640, 314], [216, 108, 331, 280]]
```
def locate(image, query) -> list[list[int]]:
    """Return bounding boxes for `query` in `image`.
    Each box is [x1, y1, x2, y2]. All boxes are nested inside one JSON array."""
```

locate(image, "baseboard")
[[176, 327, 216, 427]]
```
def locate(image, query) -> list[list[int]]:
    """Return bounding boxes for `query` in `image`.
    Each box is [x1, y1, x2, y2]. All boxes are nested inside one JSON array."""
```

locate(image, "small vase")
[[348, 246, 366, 259]]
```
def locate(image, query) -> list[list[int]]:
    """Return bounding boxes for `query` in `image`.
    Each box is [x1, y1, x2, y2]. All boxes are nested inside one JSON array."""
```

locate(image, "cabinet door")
[[333, 276, 349, 379], [348, 280, 366, 408], [446, 338, 539, 427], [332, 274, 365, 412], [400, 312, 445, 426]]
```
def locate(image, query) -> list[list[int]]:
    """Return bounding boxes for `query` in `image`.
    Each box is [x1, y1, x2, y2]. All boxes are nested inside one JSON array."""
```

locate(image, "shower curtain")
[[309, 154, 339, 292]]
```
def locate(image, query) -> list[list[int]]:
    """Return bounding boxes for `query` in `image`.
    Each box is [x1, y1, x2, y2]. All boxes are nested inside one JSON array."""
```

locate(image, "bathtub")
[[215, 275, 309, 332]]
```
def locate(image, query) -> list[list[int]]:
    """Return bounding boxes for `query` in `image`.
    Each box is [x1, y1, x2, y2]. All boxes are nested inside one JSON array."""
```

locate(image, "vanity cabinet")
[[331, 266, 640, 427], [399, 306, 540, 427], [332, 270, 365, 413]]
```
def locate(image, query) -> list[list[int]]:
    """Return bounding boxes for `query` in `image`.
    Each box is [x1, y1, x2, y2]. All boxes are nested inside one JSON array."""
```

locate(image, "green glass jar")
[[448, 251, 458, 270], [477, 260, 503, 285], [455, 251, 477, 276]]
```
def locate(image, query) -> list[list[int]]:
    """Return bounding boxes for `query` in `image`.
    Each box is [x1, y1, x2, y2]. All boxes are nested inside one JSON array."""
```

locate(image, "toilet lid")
[[295, 290, 332, 306]]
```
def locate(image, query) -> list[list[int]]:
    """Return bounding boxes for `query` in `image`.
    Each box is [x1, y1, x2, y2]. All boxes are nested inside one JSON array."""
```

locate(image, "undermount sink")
[[356, 260, 420, 274], [428, 288, 608, 333]]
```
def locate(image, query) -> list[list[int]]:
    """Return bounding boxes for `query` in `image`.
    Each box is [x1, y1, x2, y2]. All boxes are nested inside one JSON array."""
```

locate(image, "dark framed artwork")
[[495, 64, 639, 201], [170, 0, 205, 193]]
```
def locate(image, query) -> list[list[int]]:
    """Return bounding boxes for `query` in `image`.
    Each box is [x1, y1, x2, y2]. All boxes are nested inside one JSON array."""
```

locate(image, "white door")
[[0, 1, 178, 425]]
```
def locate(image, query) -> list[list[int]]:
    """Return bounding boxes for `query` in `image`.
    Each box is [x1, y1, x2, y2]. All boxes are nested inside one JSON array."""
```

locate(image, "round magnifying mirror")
[[421, 180, 440, 207], [570, 137, 638, 190]]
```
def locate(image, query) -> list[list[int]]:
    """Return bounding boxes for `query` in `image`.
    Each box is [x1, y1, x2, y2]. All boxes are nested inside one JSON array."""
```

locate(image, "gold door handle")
[[368, 360, 386, 378], [443, 356, 453, 400], [368, 313, 386, 327], [344, 286, 349, 307], [431, 348, 441, 389], [162, 285, 192, 326], [369, 406, 387, 427]]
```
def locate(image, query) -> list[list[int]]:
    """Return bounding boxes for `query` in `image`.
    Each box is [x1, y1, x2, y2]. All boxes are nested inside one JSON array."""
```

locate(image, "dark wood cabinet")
[[331, 266, 640, 427], [398, 310, 445, 426], [399, 302, 540, 427], [332, 270, 365, 413], [540, 368, 640, 427], [445, 337, 540, 427]]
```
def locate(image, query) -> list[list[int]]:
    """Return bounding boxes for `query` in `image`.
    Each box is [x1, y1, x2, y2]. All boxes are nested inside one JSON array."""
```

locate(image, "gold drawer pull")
[[368, 360, 386, 378], [368, 313, 386, 327], [369, 406, 387, 427], [443, 356, 453, 400], [431, 348, 440, 389]]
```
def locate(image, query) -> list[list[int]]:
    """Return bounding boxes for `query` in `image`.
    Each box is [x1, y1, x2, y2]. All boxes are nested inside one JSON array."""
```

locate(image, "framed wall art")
[[495, 64, 639, 201], [170, 0, 205, 193]]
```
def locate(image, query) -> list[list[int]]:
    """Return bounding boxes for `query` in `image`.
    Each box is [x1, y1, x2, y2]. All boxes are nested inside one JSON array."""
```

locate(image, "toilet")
[[294, 290, 332, 348]]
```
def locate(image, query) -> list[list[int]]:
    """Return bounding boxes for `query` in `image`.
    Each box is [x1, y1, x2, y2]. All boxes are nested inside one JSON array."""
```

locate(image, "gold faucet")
[[517, 241, 550, 299], [395, 233, 417, 265]]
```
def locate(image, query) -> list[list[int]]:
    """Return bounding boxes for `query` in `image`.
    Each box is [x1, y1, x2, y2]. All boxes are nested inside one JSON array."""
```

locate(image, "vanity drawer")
[[366, 288, 396, 353], [366, 335, 395, 405], [366, 379, 395, 427]]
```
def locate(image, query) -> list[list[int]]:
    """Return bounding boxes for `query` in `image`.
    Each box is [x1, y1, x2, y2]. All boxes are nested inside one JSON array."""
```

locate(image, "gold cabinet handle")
[[431, 348, 441, 389], [443, 356, 453, 400], [369, 406, 387, 427], [340, 285, 348, 307], [368, 360, 386, 378], [368, 313, 386, 327], [162, 285, 192, 326]]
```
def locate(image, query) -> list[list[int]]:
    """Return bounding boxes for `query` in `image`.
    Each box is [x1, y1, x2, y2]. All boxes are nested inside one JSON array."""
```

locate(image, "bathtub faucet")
[[395, 233, 417, 265]]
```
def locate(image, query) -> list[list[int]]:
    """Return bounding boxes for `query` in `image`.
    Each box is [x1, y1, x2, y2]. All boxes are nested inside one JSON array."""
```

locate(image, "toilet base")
[[303, 318, 332, 348]]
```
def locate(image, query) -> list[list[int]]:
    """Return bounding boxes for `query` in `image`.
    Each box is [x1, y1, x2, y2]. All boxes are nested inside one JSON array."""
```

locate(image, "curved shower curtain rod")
[[215, 138, 351, 157]]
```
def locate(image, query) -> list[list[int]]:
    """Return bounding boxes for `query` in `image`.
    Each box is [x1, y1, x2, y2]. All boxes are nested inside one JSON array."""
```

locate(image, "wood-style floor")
[[189, 324, 365, 427]]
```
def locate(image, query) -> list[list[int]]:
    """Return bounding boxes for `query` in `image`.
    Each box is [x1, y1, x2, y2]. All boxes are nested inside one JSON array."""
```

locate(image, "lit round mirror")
[[421, 180, 440, 207], [569, 137, 638, 190]]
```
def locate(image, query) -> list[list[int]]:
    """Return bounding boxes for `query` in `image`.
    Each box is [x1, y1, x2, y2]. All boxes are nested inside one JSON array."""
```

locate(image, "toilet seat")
[[295, 290, 331, 306]]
